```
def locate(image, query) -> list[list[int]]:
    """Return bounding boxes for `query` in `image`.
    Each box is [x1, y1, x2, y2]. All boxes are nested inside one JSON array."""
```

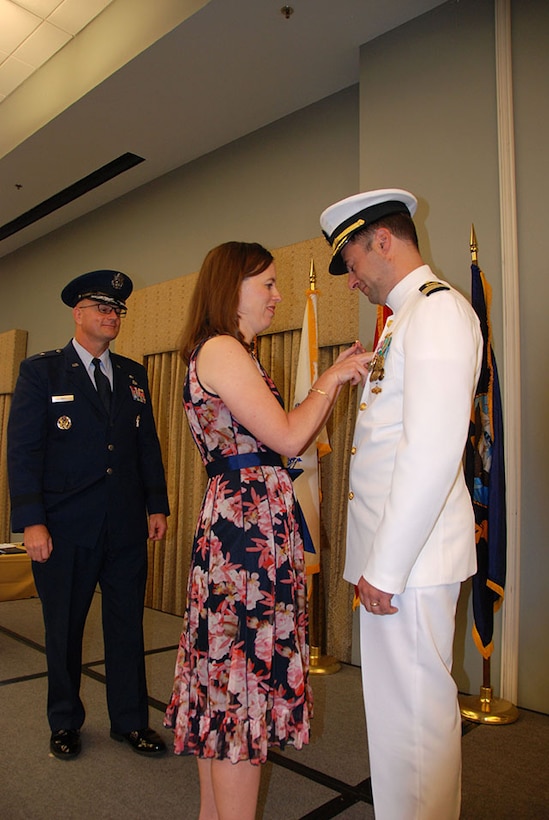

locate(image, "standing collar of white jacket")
[[386, 265, 436, 313]]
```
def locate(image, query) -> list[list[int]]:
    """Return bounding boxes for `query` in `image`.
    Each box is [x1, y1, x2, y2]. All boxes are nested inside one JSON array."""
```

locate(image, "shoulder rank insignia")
[[419, 281, 450, 296], [31, 348, 63, 361]]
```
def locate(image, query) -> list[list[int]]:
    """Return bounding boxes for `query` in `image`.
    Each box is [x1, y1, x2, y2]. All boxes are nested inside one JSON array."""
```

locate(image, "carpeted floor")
[[1, 592, 548, 819]]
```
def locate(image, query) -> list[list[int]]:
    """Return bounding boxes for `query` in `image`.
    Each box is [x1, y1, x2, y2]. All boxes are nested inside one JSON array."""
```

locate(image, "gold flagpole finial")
[[309, 257, 316, 290], [470, 224, 478, 265]]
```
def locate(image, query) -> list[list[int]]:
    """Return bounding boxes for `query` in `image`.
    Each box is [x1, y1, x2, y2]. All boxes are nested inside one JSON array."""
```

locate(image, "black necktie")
[[92, 357, 112, 412]]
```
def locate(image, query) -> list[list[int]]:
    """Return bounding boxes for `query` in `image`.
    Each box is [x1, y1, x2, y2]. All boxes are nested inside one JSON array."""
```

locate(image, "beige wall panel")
[[0, 328, 28, 541], [0, 330, 28, 394], [117, 237, 358, 361]]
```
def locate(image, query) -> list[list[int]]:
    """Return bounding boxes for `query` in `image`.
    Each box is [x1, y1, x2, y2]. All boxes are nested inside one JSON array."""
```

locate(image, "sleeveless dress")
[[164, 341, 312, 764]]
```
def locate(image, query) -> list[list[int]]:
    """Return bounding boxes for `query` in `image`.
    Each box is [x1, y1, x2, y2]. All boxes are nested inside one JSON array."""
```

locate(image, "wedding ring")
[[371, 602, 379, 607]]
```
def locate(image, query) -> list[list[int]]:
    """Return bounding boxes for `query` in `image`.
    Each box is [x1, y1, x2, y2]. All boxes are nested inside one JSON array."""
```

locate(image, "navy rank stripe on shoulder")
[[419, 281, 450, 296]]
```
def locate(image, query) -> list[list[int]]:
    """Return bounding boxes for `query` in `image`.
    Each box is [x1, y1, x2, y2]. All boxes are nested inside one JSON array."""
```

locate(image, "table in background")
[[0, 546, 37, 601]]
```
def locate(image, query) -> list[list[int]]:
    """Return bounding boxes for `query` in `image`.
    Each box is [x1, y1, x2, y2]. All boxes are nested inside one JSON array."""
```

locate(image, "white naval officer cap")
[[320, 188, 418, 275]]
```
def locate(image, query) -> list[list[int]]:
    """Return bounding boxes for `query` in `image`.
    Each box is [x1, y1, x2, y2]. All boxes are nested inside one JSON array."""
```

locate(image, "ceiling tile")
[[49, 0, 112, 36], [14, 20, 70, 67], [0, 0, 114, 101], [0, 54, 34, 97], [0, 0, 41, 53], [13, 0, 62, 16]]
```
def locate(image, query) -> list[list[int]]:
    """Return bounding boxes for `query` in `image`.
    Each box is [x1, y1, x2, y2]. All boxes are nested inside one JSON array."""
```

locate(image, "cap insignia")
[[112, 272, 125, 290]]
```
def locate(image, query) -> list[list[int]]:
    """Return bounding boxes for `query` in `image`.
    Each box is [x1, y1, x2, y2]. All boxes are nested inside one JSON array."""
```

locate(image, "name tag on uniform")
[[51, 395, 74, 403]]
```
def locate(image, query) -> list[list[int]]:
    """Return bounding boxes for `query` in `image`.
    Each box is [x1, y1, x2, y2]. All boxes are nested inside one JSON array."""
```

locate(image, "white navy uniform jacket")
[[345, 265, 483, 594]]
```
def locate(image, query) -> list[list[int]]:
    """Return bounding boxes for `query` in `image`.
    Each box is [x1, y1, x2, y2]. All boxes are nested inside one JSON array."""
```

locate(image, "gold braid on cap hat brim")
[[331, 218, 366, 257]]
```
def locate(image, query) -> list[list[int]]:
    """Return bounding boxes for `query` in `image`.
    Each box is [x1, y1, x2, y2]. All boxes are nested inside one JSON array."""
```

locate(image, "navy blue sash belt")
[[205, 451, 283, 478], [204, 451, 315, 555]]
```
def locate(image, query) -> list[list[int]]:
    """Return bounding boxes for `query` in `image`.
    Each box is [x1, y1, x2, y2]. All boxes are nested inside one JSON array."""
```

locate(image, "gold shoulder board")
[[419, 281, 450, 296]]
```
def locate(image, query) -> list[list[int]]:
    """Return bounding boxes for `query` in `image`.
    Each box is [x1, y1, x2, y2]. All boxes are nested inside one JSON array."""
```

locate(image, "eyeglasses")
[[78, 303, 127, 318]]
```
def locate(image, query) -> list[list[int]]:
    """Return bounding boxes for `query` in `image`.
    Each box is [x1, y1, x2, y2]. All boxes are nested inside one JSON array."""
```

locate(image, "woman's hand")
[[327, 349, 373, 387], [334, 340, 368, 364]]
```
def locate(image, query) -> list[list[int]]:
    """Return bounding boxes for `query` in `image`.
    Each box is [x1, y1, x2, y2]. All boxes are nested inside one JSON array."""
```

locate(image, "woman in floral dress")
[[164, 242, 370, 820]]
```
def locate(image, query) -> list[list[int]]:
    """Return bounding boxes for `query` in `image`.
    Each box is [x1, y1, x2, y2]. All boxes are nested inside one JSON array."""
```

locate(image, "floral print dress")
[[164, 342, 312, 764]]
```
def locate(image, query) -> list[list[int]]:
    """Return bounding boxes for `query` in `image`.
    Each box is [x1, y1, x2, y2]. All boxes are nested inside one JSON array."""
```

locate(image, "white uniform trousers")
[[359, 582, 462, 820]]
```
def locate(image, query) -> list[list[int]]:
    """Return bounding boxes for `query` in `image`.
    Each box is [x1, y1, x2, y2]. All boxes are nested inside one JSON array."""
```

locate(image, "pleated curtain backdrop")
[[317, 345, 359, 663], [0, 394, 13, 542], [144, 349, 206, 614]]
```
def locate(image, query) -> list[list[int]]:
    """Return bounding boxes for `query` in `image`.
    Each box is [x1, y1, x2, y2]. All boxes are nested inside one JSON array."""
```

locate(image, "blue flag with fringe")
[[465, 263, 507, 658]]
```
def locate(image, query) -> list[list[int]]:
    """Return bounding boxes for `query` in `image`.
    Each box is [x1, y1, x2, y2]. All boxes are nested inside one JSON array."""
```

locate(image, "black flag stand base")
[[459, 658, 519, 725], [308, 574, 341, 676]]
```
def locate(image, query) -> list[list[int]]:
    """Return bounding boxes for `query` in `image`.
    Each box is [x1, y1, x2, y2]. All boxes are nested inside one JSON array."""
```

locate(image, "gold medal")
[[57, 415, 72, 430], [370, 353, 385, 382], [369, 332, 391, 390]]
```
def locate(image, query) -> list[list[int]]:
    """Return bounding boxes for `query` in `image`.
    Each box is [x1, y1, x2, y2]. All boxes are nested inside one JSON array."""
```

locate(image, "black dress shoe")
[[50, 729, 81, 759], [110, 727, 166, 756]]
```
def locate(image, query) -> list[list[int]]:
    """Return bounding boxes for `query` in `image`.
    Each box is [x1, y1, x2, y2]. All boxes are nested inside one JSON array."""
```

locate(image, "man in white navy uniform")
[[320, 190, 483, 819], [8, 270, 170, 761]]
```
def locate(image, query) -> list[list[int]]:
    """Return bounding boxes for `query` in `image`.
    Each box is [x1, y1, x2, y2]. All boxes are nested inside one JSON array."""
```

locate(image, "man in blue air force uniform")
[[320, 190, 483, 820], [8, 270, 170, 760]]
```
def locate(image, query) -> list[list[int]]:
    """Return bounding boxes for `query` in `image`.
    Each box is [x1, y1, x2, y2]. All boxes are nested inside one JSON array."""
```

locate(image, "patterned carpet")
[[1, 593, 548, 819]]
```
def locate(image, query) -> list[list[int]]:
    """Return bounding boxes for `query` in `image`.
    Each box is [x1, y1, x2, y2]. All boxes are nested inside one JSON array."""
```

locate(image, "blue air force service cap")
[[61, 269, 133, 309], [320, 188, 418, 275]]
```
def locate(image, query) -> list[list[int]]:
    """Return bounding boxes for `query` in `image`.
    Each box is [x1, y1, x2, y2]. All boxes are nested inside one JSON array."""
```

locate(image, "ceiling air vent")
[[0, 152, 145, 242]]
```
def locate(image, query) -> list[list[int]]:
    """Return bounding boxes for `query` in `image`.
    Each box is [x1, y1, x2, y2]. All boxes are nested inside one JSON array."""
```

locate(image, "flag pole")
[[458, 225, 517, 724], [470, 222, 478, 265], [309, 257, 316, 291], [305, 258, 339, 675]]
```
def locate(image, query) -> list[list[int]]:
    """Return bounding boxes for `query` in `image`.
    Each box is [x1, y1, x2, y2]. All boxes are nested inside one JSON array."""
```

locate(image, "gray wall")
[[0, 86, 359, 355], [0, 0, 546, 713], [512, 0, 549, 716]]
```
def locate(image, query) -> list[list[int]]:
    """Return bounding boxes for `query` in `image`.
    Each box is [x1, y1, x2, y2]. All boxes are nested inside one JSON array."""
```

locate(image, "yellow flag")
[[289, 288, 331, 576]]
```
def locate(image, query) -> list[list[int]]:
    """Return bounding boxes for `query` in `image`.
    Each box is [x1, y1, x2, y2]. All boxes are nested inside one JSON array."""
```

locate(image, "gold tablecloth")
[[0, 547, 37, 601]]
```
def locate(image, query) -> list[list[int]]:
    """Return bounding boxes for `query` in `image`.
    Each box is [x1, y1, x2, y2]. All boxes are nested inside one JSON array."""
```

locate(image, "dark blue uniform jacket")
[[8, 341, 169, 549]]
